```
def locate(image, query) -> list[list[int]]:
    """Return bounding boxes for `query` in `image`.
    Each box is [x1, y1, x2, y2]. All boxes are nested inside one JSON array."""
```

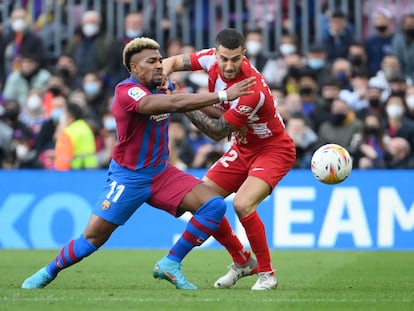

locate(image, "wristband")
[[218, 90, 228, 102]]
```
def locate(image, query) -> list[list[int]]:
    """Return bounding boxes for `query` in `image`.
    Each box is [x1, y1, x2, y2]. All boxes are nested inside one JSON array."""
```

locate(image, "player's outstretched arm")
[[161, 54, 193, 90], [200, 106, 224, 119], [162, 54, 192, 76], [138, 77, 255, 114], [185, 110, 235, 142]]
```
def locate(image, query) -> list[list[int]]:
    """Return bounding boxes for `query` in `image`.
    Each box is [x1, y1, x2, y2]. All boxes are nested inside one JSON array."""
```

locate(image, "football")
[[311, 143, 353, 184]]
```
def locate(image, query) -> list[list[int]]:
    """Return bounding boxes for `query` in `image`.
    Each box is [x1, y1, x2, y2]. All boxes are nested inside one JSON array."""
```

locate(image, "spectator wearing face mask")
[[330, 58, 353, 90], [42, 74, 71, 117], [365, 8, 394, 76], [278, 32, 299, 57], [392, 14, 414, 82], [0, 7, 46, 87], [388, 74, 408, 98], [123, 11, 153, 45], [55, 54, 82, 91], [317, 98, 363, 151], [80, 71, 111, 123], [12, 130, 38, 169], [309, 77, 342, 133], [349, 112, 389, 169], [262, 30, 300, 86], [20, 89, 47, 135], [64, 10, 117, 85], [244, 29, 271, 72], [112, 11, 154, 85], [356, 77, 387, 120], [297, 69, 323, 128], [347, 42, 369, 73], [303, 43, 330, 85], [2, 52, 51, 107], [383, 94, 414, 152]]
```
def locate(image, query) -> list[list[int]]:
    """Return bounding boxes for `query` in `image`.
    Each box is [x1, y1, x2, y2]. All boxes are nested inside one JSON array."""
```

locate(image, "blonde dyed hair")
[[123, 37, 160, 72]]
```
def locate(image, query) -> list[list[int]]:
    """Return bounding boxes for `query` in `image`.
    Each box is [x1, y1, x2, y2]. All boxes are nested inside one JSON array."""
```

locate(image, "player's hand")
[[159, 72, 170, 92], [225, 77, 256, 101], [236, 124, 248, 140]]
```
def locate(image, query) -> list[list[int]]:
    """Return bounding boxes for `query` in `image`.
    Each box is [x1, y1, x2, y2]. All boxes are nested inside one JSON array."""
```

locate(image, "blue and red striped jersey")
[[111, 76, 170, 171]]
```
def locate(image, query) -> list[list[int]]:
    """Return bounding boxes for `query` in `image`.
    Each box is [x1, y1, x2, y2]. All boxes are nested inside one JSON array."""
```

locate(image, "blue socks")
[[44, 197, 226, 276], [167, 196, 226, 262], [46, 234, 98, 277]]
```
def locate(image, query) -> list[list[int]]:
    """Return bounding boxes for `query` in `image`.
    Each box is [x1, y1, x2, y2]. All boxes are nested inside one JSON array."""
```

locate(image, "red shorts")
[[148, 163, 203, 216], [206, 131, 296, 193]]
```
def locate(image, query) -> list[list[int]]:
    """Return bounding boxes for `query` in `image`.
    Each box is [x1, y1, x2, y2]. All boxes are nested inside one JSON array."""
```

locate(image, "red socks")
[[213, 216, 250, 265], [240, 211, 273, 273], [213, 212, 273, 272]]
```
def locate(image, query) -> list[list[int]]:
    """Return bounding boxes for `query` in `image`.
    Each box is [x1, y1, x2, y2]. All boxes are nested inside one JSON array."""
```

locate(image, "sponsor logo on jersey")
[[236, 105, 253, 115], [128, 87, 146, 101], [149, 113, 169, 121]]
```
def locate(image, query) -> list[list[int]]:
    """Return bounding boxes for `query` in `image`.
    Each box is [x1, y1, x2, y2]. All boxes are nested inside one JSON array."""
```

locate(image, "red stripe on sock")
[[182, 230, 204, 246], [68, 239, 79, 262], [59, 247, 69, 266], [190, 217, 216, 236]]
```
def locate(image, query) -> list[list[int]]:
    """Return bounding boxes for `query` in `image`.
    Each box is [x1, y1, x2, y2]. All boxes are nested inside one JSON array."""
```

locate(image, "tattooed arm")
[[161, 54, 193, 90], [185, 110, 235, 141], [163, 54, 192, 75], [200, 106, 224, 118]]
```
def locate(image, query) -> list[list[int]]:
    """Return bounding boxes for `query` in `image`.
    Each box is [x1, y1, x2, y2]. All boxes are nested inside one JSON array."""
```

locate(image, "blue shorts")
[[92, 160, 202, 225]]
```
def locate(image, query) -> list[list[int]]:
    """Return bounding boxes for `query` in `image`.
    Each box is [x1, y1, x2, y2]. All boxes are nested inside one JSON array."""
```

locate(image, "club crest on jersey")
[[128, 87, 146, 101], [102, 199, 111, 210], [235, 105, 252, 115]]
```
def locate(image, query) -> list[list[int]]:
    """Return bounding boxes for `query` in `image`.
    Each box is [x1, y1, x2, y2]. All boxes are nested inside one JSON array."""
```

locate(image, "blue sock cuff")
[[78, 234, 98, 252], [195, 196, 226, 223]]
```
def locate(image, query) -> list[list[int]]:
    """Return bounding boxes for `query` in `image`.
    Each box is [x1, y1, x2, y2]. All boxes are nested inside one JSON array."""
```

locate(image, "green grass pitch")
[[1, 249, 413, 311]]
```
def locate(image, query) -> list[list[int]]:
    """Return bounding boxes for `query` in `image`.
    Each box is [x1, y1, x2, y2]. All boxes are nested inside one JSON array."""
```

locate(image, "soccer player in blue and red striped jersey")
[[21, 37, 255, 290]]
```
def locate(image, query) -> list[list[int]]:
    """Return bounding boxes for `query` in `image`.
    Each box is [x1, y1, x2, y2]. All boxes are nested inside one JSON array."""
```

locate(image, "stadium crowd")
[[1, 1, 414, 170]]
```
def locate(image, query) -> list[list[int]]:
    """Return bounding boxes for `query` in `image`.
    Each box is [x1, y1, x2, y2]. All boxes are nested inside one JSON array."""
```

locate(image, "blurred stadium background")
[[0, 0, 413, 251]]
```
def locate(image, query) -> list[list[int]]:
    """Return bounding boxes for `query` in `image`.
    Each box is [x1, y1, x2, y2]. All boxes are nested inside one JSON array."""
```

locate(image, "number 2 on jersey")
[[219, 149, 238, 168]]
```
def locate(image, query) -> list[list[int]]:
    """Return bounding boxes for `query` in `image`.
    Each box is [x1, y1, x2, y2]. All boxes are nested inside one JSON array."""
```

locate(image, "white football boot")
[[214, 256, 258, 288], [251, 271, 278, 290]]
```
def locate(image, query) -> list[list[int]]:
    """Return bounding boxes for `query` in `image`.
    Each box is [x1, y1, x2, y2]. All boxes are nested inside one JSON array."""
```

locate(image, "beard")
[[149, 79, 162, 89]]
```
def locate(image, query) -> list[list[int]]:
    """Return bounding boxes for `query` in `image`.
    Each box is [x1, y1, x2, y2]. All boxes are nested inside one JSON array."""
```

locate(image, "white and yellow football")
[[311, 143, 353, 184]]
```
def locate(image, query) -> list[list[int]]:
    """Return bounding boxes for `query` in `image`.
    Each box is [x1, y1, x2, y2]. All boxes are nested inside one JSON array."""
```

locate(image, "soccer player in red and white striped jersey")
[[162, 28, 296, 290]]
